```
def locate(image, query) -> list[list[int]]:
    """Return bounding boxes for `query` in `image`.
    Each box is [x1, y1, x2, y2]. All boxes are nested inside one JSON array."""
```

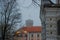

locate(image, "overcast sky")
[[17, 0, 41, 27], [16, 0, 56, 28]]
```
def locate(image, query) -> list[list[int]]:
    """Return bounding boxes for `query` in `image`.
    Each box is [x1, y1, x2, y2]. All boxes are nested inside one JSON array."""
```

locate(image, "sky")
[[17, 0, 41, 27], [17, 0, 56, 28], [51, 0, 56, 3]]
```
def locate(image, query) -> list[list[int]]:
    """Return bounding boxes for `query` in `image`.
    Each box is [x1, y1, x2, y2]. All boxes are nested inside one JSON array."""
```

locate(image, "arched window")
[[57, 20, 60, 35]]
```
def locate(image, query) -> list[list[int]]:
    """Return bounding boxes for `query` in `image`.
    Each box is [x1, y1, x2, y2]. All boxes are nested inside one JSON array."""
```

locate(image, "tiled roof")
[[17, 26, 42, 33]]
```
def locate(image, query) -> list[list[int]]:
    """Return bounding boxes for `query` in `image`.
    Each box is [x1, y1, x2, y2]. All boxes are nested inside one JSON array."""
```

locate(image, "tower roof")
[[26, 19, 33, 26], [44, 4, 60, 8], [42, 0, 54, 5]]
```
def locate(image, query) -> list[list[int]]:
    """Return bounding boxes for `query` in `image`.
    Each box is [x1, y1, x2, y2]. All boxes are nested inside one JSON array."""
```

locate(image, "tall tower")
[[40, 0, 60, 40], [56, 0, 60, 4], [40, 0, 54, 40], [26, 19, 33, 26], [40, 2, 60, 40]]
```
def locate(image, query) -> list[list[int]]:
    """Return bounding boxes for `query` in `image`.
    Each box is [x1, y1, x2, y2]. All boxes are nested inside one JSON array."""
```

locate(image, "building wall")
[[14, 32, 41, 40], [45, 8, 58, 40], [40, 0, 51, 40], [41, 7, 60, 40], [56, 0, 60, 4], [29, 33, 41, 40]]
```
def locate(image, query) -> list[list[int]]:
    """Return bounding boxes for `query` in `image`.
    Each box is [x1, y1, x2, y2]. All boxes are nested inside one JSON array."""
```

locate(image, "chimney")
[[26, 19, 33, 26]]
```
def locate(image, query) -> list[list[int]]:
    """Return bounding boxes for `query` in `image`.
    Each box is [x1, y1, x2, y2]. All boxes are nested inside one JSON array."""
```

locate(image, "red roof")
[[17, 26, 42, 33]]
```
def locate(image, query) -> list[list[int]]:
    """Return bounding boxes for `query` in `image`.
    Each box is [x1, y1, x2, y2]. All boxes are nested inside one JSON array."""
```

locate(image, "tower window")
[[50, 18, 52, 21], [57, 20, 60, 35], [50, 32, 52, 34], [50, 25, 52, 27]]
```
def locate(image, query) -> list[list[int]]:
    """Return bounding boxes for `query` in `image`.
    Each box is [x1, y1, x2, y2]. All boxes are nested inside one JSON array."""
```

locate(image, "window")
[[37, 34, 39, 37], [50, 25, 52, 27], [50, 18, 52, 21], [31, 34, 33, 37], [24, 34, 27, 37], [50, 32, 52, 34]]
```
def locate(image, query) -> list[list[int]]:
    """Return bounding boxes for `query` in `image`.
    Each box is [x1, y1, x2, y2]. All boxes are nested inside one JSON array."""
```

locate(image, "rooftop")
[[15, 26, 42, 34]]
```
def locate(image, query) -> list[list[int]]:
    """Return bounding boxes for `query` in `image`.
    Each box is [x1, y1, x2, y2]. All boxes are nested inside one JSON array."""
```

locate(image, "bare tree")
[[0, 0, 21, 40]]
